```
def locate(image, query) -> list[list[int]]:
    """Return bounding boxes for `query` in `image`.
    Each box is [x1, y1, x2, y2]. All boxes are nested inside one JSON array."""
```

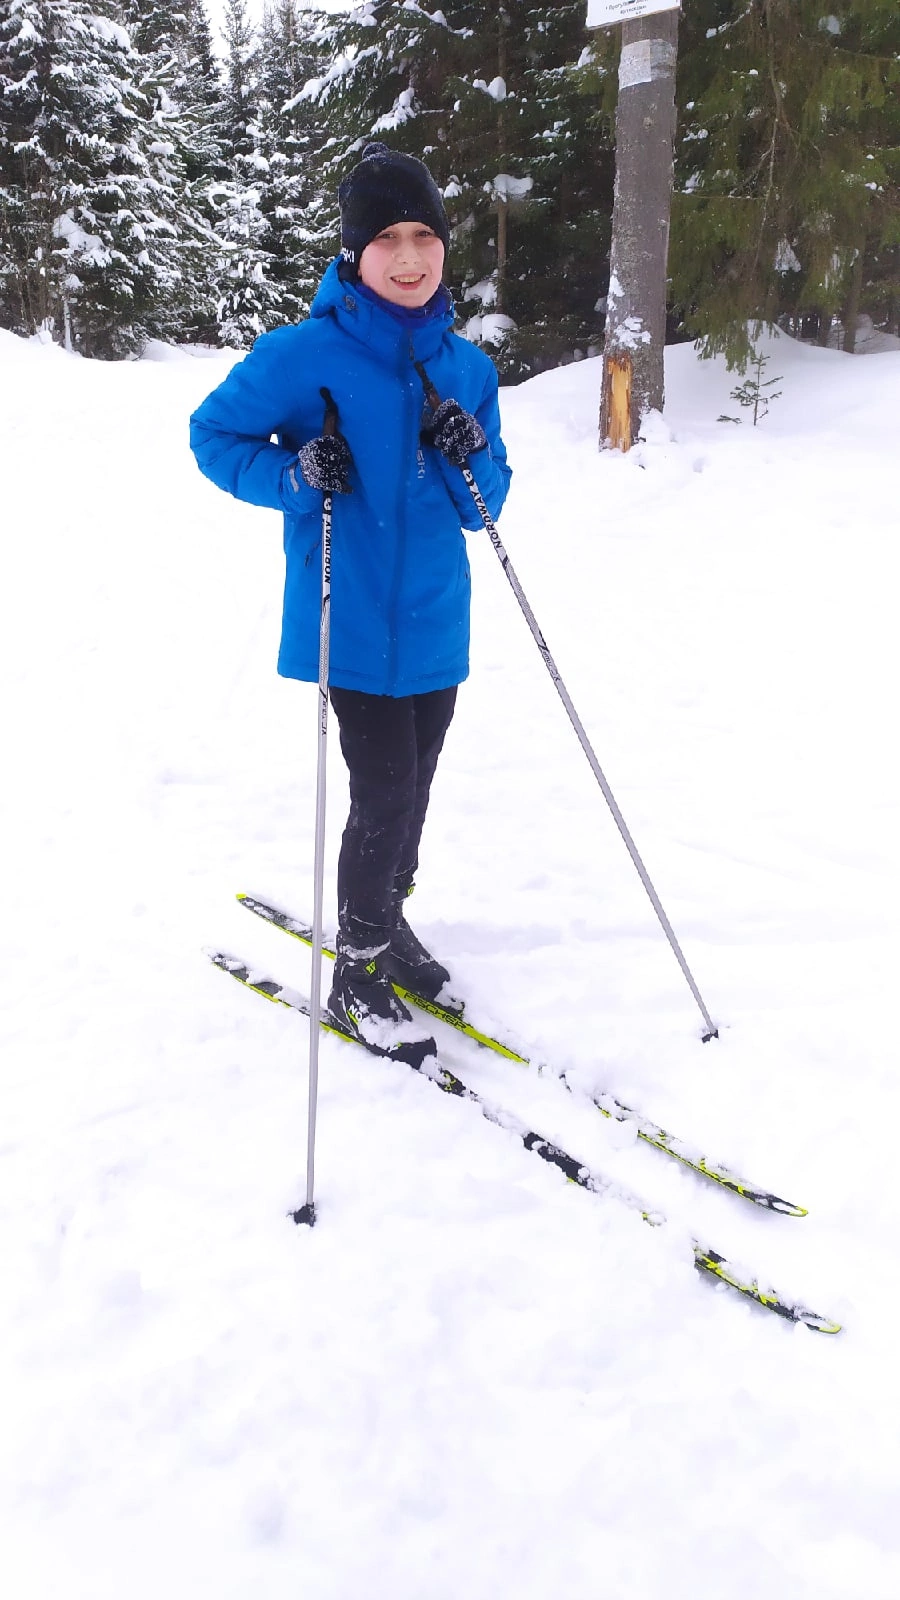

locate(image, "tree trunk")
[[495, 2, 509, 315], [842, 240, 865, 354], [496, 196, 508, 315], [600, 10, 679, 451]]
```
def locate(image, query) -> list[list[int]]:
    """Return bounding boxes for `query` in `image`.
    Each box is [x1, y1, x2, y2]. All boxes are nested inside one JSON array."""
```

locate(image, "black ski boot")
[[328, 932, 437, 1067], [382, 882, 460, 1010]]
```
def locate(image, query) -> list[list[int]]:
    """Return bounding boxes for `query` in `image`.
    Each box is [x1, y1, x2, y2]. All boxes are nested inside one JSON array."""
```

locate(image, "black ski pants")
[[329, 686, 458, 946]]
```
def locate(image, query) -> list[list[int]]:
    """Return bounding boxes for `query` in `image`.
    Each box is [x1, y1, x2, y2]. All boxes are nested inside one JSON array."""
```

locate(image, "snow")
[[53, 212, 110, 268], [775, 238, 802, 274], [473, 75, 507, 102], [2, 323, 900, 1597], [87, 14, 133, 53], [464, 311, 516, 346], [372, 86, 416, 133], [490, 172, 533, 201], [466, 276, 497, 306], [614, 312, 651, 348]]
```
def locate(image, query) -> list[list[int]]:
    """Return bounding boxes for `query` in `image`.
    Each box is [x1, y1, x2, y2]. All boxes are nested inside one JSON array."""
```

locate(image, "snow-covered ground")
[[2, 323, 899, 1598]]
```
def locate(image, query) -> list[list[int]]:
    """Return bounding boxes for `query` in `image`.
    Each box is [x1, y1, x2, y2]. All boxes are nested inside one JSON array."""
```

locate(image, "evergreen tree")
[[220, 0, 258, 158], [255, 0, 331, 322], [168, 0, 233, 341], [669, 0, 900, 364], [0, 0, 189, 355], [122, 0, 229, 343], [124, 0, 226, 189], [213, 0, 281, 345], [125, 0, 173, 54], [180, 0, 228, 188]]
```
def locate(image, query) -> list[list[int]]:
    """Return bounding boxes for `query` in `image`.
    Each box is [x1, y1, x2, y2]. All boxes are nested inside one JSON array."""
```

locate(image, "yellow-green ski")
[[236, 892, 807, 1217], [207, 944, 841, 1335]]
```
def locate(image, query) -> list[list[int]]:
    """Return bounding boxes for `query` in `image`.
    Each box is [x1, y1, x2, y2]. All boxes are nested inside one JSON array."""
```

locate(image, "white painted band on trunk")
[[618, 38, 677, 89]]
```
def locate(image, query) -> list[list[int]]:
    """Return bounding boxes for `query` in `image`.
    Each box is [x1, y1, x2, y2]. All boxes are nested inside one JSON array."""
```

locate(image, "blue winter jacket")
[[189, 260, 512, 696]]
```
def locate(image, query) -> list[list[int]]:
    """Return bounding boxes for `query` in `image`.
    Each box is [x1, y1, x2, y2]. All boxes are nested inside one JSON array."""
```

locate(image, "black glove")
[[424, 399, 487, 467], [297, 432, 353, 494]]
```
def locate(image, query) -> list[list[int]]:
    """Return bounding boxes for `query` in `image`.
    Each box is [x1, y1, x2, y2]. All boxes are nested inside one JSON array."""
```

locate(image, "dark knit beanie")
[[338, 142, 450, 276]]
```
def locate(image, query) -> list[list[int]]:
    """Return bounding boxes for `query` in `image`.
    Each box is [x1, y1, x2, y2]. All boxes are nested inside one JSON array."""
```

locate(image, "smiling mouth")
[[392, 274, 426, 287]]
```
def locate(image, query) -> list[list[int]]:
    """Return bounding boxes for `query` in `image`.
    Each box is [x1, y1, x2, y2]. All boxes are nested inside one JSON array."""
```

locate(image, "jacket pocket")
[[284, 511, 320, 568]]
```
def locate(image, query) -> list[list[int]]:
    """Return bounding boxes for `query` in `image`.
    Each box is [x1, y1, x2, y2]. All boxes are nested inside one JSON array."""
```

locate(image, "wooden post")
[[599, 8, 679, 450]]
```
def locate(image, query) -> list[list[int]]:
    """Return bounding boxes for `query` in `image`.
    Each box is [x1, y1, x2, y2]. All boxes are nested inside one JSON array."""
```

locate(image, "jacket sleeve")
[[433, 363, 512, 532], [189, 330, 322, 518]]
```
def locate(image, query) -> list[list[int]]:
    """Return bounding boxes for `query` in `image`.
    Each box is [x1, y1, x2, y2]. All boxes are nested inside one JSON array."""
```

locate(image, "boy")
[[190, 142, 511, 1054]]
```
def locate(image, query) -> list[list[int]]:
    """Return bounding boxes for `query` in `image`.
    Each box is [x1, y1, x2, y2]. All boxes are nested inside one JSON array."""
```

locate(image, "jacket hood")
[[310, 258, 456, 361]]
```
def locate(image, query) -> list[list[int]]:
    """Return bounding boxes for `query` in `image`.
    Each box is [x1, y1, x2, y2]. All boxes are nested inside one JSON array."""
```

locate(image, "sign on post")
[[587, 0, 680, 29]]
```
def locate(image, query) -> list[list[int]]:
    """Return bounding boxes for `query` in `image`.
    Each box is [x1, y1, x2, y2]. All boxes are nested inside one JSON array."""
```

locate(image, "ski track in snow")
[[2, 326, 900, 1597]]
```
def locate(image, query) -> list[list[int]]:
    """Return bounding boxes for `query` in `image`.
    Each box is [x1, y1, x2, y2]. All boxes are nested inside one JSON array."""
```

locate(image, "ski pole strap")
[[414, 361, 441, 413], [320, 385, 339, 437]]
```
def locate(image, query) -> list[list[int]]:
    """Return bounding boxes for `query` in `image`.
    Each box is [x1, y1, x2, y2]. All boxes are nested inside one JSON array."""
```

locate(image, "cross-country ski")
[[236, 891, 806, 1216], [207, 945, 839, 1335]]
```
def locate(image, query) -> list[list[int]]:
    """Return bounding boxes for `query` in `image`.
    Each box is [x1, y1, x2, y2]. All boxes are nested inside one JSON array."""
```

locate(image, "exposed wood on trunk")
[[605, 354, 633, 452]]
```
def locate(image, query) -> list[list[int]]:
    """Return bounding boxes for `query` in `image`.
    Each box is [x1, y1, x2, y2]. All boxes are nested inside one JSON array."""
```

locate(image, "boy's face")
[[358, 220, 445, 308]]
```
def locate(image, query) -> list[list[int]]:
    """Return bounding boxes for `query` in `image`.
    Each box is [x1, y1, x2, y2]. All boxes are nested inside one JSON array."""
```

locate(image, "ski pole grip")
[[320, 385, 339, 437], [414, 361, 442, 413]]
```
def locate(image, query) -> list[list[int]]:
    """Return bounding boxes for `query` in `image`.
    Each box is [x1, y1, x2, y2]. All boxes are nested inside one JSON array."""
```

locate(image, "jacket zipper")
[[386, 341, 417, 691]]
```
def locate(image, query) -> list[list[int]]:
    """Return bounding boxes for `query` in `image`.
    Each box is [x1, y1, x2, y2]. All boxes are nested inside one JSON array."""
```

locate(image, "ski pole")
[[415, 362, 717, 1042], [294, 387, 339, 1226]]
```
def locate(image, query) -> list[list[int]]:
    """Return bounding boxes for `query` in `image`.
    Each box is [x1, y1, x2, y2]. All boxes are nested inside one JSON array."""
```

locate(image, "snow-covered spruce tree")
[[669, 0, 900, 366], [175, 0, 234, 340], [305, 1, 611, 380], [122, 0, 230, 343], [255, 0, 332, 324], [0, 0, 34, 331], [0, 0, 188, 355], [165, 0, 229, 195], [213, 0, 281, 346]]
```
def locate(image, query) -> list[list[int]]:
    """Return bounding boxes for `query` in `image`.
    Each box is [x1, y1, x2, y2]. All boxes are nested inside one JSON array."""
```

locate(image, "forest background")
[[1, 0, 898, 377]]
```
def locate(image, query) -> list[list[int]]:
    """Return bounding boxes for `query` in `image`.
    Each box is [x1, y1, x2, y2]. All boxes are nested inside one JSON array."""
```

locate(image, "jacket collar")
[[310, 258, 455, 361]]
